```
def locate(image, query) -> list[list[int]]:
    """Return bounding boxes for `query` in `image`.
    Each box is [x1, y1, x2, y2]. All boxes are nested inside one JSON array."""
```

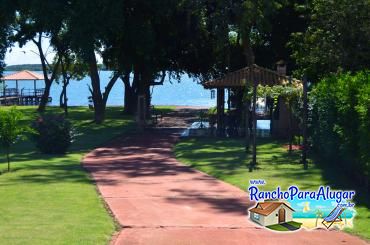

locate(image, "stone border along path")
[[82, 128, 367, 245]]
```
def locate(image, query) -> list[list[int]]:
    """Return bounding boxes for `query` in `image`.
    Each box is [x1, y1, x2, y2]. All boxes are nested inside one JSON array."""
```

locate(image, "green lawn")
[[0, 106, 139, 244], [175, 137, 370, 240], [267, 221, 302, 231], [266, 224, 290, 231]]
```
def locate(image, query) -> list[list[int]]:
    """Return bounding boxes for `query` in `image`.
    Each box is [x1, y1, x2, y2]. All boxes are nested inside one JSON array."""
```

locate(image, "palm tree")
[[315, 209, 324, 227]]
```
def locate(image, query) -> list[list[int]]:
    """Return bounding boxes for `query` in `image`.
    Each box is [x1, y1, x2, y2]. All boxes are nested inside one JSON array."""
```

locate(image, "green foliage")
[[289, 0, 370, 80], [207, 107, 217, 116], [0, 107, 28, 171], [0, 1, 17, 76], [32, 114, 72, 154], [310, 71, 370, 184], [251, 84, 303, 119]]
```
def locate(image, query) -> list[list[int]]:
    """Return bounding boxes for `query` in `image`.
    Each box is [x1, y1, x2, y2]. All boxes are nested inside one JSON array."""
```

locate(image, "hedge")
[[310, 71, 369, 187]]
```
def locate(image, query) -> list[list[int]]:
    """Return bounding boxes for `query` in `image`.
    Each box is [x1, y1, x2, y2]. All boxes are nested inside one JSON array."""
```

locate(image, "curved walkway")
[[83, 129, 367, 245]]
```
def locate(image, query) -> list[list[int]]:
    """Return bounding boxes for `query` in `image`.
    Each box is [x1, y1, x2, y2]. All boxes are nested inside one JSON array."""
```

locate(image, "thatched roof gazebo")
[[203, 64, 301, 88]]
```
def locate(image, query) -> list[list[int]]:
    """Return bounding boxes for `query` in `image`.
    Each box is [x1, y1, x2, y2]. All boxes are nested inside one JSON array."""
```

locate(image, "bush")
[[0, 107, 29, 171], [310, 71, 369, 186], [32, 114, 72, 154]]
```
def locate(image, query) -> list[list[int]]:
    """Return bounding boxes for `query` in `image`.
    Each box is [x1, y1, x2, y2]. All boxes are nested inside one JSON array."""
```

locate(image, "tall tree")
[[255, 1, 308, 71], [12, 0, 68, 112], [290, 0, 370, 80], [66, 0, 121, 123], [0, 0, 17, 77], [102, 0, 216, 116]]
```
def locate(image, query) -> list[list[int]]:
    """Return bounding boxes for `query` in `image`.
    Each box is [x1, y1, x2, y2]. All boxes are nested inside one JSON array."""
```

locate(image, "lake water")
[[3, 71, 216, 107], [3, 70, 272, 129]]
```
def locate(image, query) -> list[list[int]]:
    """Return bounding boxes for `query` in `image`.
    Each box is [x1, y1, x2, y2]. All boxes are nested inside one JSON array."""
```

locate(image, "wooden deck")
[[0, 88, 51, 106]]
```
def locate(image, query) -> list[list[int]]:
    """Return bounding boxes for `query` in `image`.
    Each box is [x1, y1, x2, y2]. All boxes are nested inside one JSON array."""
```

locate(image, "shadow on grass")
[[0, 106, 137, 183], [312, 154, 370, 209], [176, 137, 305, 179], [177, 136, 369, 210]]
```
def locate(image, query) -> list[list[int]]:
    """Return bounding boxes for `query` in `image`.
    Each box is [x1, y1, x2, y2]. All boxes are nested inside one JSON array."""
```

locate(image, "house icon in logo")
[[249, 200, 295, 227]]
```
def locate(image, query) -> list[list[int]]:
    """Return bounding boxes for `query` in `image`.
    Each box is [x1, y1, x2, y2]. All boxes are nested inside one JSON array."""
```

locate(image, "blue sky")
[[5, 39, 102, 66]]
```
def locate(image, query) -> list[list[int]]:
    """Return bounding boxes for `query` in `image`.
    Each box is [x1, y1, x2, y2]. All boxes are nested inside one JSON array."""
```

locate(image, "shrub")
[[207, 106, 217, 116], [207, 107, 217, 127], [32, 114, 72, 154], [310, 71, 369, 186], [0, 108, 28, 171]]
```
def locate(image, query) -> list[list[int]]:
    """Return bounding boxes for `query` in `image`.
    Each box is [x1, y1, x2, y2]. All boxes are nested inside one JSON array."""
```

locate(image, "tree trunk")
[[59, 88, 64, 108], [242, 28, 255, 66], [87, 50, 105, 123], [136, 72, 152, 119], [302, 77, 308, 170], [288, 104, 293, 154], [38, 81, 52, 112], [59, 81, 68, 107], [33, 33, 59, 113], [122, 74, 137, 115], [6, 148, 10, 172], [124, 86, 137, 115], [144, 83, 151, 119], [242, 28, 256, 158], [62, 80, 69, 116]]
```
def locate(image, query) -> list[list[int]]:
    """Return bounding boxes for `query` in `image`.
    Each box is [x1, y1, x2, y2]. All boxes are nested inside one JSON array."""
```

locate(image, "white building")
[[249, 201, 294, 226]]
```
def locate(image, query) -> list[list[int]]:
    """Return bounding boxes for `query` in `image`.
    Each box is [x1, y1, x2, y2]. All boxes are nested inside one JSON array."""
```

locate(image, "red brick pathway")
[[82, 129, 367, 245]]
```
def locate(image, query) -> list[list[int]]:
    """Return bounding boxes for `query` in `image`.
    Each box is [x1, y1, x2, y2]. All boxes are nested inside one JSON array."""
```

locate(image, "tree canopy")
[[1, 0, 369, 121], [289, 0, 370, 80]]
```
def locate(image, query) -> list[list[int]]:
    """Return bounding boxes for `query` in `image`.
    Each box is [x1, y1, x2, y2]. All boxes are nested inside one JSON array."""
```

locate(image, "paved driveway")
[[83, 129, 367, 245]]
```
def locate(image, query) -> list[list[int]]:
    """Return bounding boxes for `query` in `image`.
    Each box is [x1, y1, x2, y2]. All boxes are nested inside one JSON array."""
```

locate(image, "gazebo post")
[[252, 73, 257, 167], [244, 83, 250, 152], [16, 79, 19, 104], [34, 80, 37, 97], [227, 88, 231, 110], [216, 88, 225, 137], [269, 97, 274, 136], [3, 80, 6, 99]]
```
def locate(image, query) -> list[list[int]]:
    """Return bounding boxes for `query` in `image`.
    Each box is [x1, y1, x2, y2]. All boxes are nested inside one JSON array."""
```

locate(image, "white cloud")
[[5, 39, 55, 65], [314, 205, 326, 209], [297, 201, 309, 207]]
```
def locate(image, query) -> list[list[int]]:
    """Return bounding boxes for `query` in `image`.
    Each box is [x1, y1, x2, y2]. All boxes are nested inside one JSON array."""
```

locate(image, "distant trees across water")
[[5, 64, 108, 72]]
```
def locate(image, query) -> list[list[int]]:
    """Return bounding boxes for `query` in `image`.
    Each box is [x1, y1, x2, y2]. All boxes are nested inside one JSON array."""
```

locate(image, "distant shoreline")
[[2, 70, 216, 107], [5, 64, 107, 72]]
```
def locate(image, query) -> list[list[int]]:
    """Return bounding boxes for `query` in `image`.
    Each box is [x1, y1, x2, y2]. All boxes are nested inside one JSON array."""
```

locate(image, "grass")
[[267, 221, 302, 231], [288, 221, 303, 229], [175, 137, 370, 240], [0, 106, 141, 244], [266, 224, 290, 231]]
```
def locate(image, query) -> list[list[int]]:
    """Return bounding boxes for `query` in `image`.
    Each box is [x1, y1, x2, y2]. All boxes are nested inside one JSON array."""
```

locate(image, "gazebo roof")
[[203, 64, 301, 89], [1, 70, 44, 81]]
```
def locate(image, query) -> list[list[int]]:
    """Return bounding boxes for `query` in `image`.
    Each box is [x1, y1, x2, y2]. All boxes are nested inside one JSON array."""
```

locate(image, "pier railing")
[[0, 88, 46, 105], [20, 88, 45, 97], [0, 88, 19, 97]]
